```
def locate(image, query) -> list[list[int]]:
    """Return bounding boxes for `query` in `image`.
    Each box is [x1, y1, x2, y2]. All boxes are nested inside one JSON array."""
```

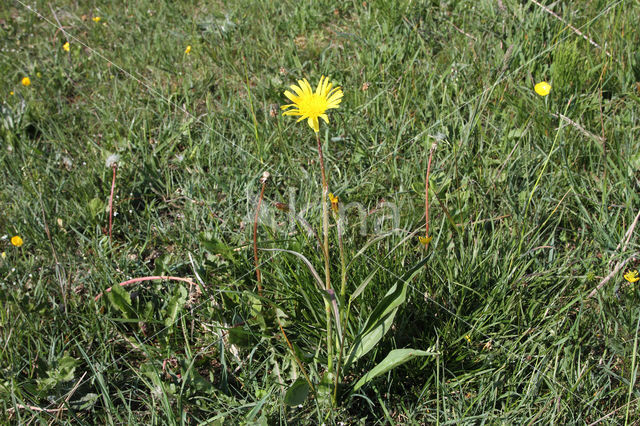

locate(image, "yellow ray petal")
[[290, 84, 304, 97], [315, 76, 324, 95], [300, 79, 312, 95], [308, 116, 319, 132]]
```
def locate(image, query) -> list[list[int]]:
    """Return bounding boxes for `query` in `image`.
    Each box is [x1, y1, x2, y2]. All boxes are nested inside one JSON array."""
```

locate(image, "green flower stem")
[[336, 215, 347, 303], [333, 297, 352, 406], [332, 209, 347, 406], [316, 132, 333, 374]]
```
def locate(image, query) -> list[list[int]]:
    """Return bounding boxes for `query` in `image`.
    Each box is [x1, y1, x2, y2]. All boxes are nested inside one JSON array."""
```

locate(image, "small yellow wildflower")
[[63, 41, 70, 52], [21, 77, 31, 87], [1, 252, 6, 259], [11, 236, 23, 247], [624, 270, 639, 283], [418, 235, 432, 246], [281, 75, 343, 133], [9, 91, 14, 96], [465, 335, 471, 343], [184, 45, 191, 54], [328, 192, 339, 213], [92, 16, 101, 22], [534, 81, 551, 97]]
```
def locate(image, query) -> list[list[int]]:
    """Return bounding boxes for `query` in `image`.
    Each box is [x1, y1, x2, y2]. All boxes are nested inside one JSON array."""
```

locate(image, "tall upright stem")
[[108, 164, 117, 242], [253, 180, 266, 297], [316, 132, 333, 373]]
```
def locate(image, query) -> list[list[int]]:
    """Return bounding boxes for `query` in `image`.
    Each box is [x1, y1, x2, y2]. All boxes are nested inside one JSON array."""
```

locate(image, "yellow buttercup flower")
[[11, 236, 23, 247], [21, 77, 31, 87], [465, 335, 471, 343], [63, 41, 70, 52], [624, 270, 639, 283], [1, 252, 6, 259], [92, 16, 101, 22], [184, 45, 191, 54], [281, 75, 343, 133], [9, 91, 14, 96], [534, 81, 551, 97]]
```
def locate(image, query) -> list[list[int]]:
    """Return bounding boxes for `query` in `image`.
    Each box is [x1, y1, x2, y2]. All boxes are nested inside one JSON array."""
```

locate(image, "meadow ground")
[[1, 0, 640, 423]]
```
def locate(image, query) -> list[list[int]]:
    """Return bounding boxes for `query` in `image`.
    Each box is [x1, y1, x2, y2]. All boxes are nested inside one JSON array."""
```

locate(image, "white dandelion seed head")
[[105, 154, 120, 168]]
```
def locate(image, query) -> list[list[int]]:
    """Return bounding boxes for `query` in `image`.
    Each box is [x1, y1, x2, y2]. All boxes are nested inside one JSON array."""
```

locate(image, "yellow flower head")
[[92, 16, 101, 22], [465, 335, 471, 343], [328, 192, 339, 213], [21, 77, 31, 87], [1, 251, 5, 259], [281, 76, 343, 133], [11, 236, 23, 247], [63, 41, 70, 52], [9, 91, 14, 96], [418, 235, 432, 247], [185, 45, 191, 54], [624, 270, 639, 283], [534, 81, 551, 97]]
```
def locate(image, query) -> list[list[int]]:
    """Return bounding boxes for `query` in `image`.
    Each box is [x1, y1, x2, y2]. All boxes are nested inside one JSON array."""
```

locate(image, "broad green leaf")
[[36, 355, 79, 392], [69, 392, 100, 411], [316, 371, 333, 407], [199, 232, 238, 264], [345, 256, 429, 369], [284, 378, 309, 406], [106, 283, 136, 319], [57, 355, 79, 381], [164, 285, 188, 326], [345, 282, 406, 368], [228, 326, 253, 347], [87, 198, 103, 219], [352, 348, 437, 391], [179, 358, 214, 393]]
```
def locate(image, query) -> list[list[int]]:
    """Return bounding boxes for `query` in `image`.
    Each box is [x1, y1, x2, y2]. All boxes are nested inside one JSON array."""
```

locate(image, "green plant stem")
[[253, 180, 266, 297], [332, 210, 347, 406], [333, 298, 352, 406], [316, 132, 333, 375], [337, 215, 347, 302]]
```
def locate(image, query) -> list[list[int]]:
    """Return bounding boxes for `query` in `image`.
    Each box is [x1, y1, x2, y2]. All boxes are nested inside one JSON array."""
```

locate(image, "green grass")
[[1, 0, 640, 423]]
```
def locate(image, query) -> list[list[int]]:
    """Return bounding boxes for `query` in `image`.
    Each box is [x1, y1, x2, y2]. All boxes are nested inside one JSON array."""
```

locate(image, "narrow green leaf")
[[350, 265, 382, 302], [352, 348, 437, 391], [260, 248, 325, 290]]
